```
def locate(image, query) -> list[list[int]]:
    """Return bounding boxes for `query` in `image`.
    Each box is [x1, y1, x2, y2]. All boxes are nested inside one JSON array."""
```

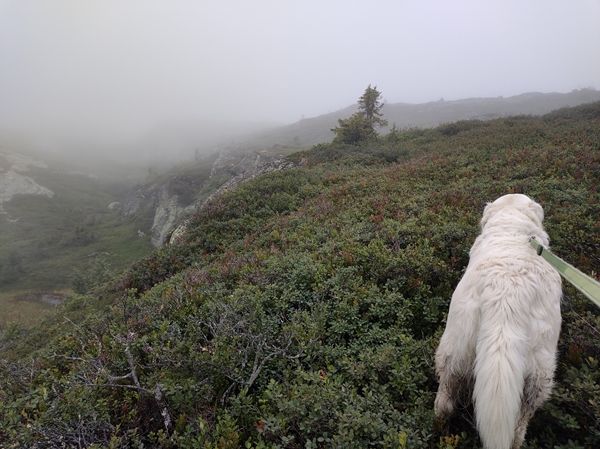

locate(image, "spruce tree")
[[358, 84, 387, 127], [332, 85, 388, 144]]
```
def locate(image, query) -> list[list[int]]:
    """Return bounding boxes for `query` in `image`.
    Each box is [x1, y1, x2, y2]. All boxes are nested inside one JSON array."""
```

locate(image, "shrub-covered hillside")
[[1, 103, 600, 448]]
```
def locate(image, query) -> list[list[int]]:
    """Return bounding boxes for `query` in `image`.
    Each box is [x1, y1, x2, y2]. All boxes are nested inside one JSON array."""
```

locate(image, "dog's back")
[[435, 194, 562, 449]]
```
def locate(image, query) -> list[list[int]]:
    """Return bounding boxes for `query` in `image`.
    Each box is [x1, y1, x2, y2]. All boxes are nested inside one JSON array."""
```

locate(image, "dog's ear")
[[524, 201, 544, 227], [480, 202, 500, 229]]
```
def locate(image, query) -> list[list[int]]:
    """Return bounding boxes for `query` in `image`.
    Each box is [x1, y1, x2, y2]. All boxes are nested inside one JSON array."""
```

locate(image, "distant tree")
[[331, 113, 377, 145], [384, 123, 402, 143], [0, 251, 25, 284], [71, 256, 114, 294], [332, 85, 388, 144], [358, 84, 387, 126]]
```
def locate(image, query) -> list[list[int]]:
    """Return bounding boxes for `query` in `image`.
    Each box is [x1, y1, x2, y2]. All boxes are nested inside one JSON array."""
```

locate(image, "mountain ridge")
[[244, 88, 600, 148]]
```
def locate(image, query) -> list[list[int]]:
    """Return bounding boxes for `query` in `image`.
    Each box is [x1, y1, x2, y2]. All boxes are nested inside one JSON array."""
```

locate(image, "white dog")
[[434, 194, 562, 449]]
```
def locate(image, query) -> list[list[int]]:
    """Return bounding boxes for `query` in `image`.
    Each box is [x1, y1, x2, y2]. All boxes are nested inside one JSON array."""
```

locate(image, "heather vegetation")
[[1, 102, 600, 448]]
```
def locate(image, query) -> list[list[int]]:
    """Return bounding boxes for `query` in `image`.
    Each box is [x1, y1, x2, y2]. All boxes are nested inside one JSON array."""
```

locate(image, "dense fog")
[[1, 0, 599, 165]]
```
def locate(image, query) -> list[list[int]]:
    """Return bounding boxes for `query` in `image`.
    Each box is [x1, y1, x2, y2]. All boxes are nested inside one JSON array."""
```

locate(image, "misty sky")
[[1, 0, 599, 149]]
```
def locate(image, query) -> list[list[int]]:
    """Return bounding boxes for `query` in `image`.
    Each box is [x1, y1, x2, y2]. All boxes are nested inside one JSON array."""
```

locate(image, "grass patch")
[[0, 291, 59, 329], [0, 169, 154, 292]]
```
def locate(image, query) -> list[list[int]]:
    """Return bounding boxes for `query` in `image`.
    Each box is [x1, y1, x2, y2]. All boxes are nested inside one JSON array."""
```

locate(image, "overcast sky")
[[1, 0, 599, 151]]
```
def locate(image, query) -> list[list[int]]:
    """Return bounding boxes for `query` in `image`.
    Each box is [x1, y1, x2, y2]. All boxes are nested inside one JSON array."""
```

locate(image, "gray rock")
[[150, 186, 186, 247], [0, 151, 54, 212], [169, 157, 297, 245], [122, 146, 297, 248]]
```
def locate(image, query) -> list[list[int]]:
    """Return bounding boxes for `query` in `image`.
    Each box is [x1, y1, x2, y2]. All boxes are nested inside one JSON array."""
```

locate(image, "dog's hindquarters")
[[473, 272, 532, 449], [435, 275, 481, 418], [513, 266, 562, 448]]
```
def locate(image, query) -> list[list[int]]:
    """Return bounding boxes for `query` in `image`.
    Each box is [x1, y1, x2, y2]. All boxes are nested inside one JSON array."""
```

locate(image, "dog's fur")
[[434, 194, 562, 449]]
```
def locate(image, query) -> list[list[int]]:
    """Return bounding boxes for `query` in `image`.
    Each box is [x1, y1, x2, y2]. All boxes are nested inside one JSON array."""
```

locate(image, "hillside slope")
[[123, 145, 299, 248], [1, 103, 600, 448], [247, 88, 600, 148], [121, 89, 600, 252]]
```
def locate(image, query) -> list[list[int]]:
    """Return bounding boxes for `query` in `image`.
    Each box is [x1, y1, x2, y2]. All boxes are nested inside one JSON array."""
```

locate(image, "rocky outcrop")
[[203, 156, 297, 207], [0, 151, 54, 213], [121, 187, 148, 218], [150, 186, 188, 247], [169, 156, 297, 245], [122, 147, 298, 248], [121, 182, 187, 247]]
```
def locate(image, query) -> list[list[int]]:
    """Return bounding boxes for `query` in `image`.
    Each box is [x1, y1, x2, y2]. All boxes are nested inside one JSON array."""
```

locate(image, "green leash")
[[529, 237, 600, 308]]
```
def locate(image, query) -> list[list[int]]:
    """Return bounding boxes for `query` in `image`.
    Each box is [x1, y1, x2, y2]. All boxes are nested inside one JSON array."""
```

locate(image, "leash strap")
[[530, 237, 600, 308]]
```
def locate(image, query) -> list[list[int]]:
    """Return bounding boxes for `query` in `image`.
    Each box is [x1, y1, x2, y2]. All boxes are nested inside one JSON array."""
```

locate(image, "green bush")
[[71, 256, 115, 294]]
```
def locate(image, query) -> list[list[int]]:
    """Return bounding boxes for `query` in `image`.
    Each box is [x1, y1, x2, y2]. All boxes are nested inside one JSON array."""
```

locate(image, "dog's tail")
[[473, 280, 529, 449]]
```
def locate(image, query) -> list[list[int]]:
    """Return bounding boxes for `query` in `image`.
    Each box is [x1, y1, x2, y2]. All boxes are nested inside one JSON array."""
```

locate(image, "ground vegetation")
[[1, 102, 600, 448]]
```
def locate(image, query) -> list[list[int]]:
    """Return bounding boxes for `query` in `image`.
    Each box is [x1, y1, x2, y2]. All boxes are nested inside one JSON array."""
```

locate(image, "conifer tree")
[[331, 85, 388, 144], [358, 84, 387, 127]]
